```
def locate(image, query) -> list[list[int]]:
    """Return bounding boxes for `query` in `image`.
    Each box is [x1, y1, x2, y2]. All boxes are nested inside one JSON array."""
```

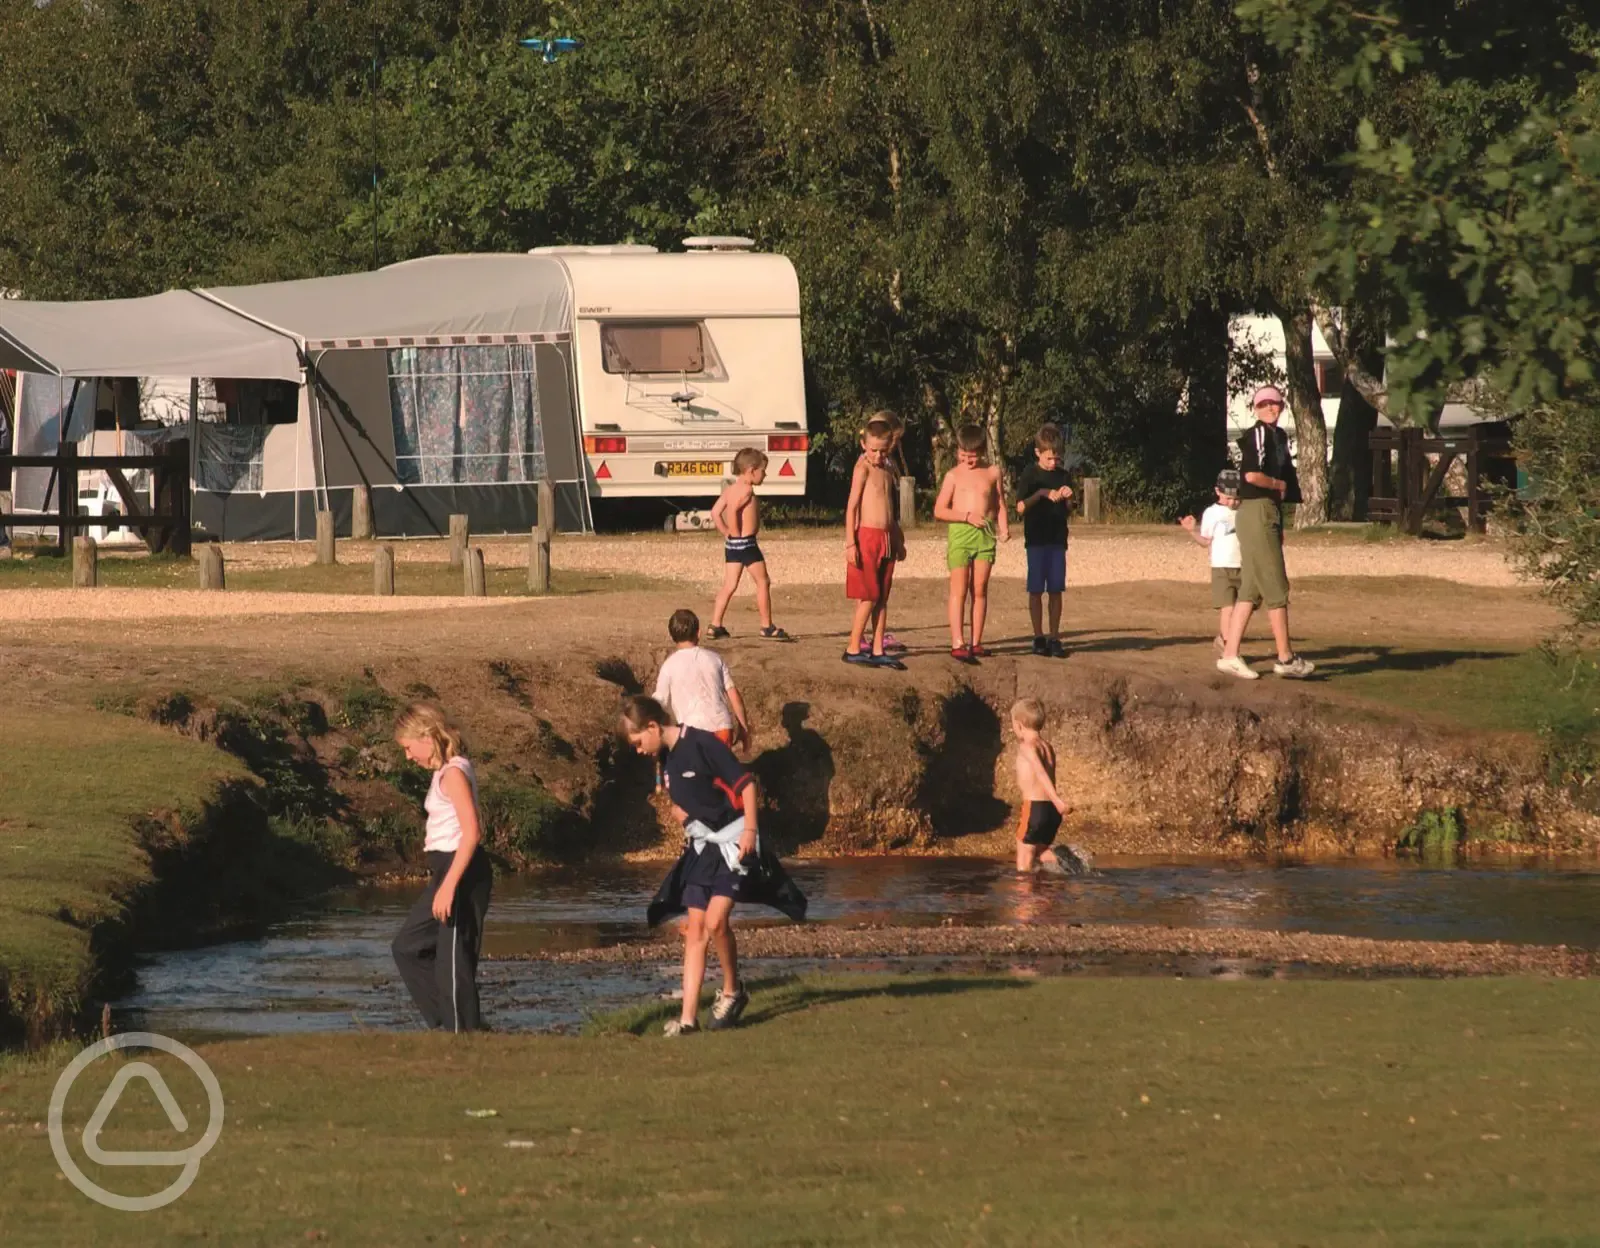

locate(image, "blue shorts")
[[1026, 545, 1066, 595], [725, 536, 764, 567], [681, 844, 745, 910]]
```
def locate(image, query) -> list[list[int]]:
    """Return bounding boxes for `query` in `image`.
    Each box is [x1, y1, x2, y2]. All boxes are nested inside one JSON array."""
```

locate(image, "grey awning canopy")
[[201, 254, 574, 349], [0, 289, 303, 380]]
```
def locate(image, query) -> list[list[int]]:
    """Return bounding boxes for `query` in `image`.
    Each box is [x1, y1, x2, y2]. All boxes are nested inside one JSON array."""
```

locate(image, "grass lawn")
[[3, 975, 1597, 1245], [1331, 647, 1599, 739], [0, 710, 247, 1038]]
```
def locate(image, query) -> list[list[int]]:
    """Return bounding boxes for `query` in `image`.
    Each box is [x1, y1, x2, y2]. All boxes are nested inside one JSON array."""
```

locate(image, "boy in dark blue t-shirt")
[[622, 695, 760, 1035], [1013, 423, 1074, 656]]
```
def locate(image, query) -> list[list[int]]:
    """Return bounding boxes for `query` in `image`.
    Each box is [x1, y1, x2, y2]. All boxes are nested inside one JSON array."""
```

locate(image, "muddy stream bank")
[[27, 641, 1600, 1047]]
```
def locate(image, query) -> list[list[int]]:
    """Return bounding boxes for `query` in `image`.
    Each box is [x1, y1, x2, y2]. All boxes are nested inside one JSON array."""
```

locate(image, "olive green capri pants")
[[1236, 496, 1290, 610]]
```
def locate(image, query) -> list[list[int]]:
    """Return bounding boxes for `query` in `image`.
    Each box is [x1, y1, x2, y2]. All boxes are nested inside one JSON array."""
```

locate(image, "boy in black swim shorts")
[[1011, 699, 1078, 875], [709, 448, 788, 641]]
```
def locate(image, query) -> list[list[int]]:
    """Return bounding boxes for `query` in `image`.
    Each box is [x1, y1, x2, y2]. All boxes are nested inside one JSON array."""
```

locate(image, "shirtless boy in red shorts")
[[844, 417, 906, 669]]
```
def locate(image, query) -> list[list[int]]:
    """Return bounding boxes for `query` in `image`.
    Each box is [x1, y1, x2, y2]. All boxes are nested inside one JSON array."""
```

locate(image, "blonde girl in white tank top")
[[392, 702, 493, 1032]]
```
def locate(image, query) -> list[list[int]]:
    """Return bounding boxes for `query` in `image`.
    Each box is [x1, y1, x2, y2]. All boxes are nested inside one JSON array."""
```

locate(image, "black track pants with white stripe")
[[392, 849, 493, 1032]]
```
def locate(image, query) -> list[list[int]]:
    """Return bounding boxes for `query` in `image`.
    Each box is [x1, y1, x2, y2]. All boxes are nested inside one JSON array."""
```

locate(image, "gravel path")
[[509, 921, 1594, 978], [0, 526, 1520, 621]]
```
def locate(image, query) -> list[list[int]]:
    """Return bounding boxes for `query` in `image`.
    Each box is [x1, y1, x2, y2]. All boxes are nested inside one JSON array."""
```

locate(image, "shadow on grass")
[[1308, 644, 1517, 679], [585, 972, 1029, 1037]]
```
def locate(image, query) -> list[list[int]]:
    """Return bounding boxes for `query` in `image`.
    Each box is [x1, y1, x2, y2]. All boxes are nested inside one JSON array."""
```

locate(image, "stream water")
[[120, 857, 1600, 1038]]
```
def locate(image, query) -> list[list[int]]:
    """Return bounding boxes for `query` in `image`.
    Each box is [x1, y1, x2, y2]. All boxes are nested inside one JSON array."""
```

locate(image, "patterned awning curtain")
[[195, 424, 268, 492], [388, 345, 544, 485]]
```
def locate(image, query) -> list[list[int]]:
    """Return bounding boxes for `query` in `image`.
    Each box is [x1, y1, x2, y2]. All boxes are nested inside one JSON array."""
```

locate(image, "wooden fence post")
[[351, 485, 374, 541], [536, 480, 555, 541], [56, 441, 78, 558], [529, 527, 551, 594], [167, 439, 192, 556], [198, 543, 226, 590], [898, 475, 918, 529], [373, 543, 395, 596], [72, 535, 97, 588], [1081, 477, 1103, 523], [464, 546, 487, 597], [315, 510, 337, 565], [449, 514, 470, 569]]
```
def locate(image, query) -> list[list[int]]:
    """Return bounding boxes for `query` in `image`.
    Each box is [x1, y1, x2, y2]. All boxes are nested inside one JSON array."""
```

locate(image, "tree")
[[1244, 0, 1600, 634], [1241, 0, 1600, 422]]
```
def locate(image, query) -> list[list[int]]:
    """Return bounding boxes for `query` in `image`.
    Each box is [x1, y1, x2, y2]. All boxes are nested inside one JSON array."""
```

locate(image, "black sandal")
[[707, 625, 731, 640], [760, 626, 791, 641]]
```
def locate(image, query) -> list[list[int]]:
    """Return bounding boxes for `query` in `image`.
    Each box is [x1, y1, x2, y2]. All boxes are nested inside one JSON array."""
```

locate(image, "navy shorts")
[[1022, 801, 1063, 847], [681, 844, 745, 910], [1026, 545, 1067, 595], [725, 536, 764, 567]]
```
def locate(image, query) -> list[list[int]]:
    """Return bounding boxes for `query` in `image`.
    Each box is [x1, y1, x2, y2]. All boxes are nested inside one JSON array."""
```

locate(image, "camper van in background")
[[535, 238, 809, 506]]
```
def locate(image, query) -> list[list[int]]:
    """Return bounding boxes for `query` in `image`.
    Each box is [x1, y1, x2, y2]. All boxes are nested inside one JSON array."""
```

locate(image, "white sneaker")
[[1273, 654, 1316, 679], [1216, 656, 1259, 680]]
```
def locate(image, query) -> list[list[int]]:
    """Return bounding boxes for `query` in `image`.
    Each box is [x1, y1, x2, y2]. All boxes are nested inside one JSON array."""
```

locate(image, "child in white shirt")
[[652, 608, 751, 751], [1180, 469, 1243, 654]]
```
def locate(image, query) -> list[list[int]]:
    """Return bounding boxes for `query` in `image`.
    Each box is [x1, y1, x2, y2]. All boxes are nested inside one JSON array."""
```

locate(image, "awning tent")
[[200, 254, 573, 347], [0, 289, 302, 380], [194, 255, 587, 539], [0, 256, 589, 541]]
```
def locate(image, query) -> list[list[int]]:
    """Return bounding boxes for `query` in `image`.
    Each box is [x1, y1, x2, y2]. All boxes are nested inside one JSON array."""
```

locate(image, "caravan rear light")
[[585, 435, 628, 454], [767, 434, 809, 453]]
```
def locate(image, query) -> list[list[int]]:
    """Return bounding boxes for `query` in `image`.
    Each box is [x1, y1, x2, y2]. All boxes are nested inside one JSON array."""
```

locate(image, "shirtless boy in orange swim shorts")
[[844, 417, 906, 669]]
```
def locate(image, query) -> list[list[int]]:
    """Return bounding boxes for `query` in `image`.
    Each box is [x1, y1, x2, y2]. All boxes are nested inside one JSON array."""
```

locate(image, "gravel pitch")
[[511, 921, 1594, 978], [534, 528, 1517, 590], [0, 527, 1519, 620]]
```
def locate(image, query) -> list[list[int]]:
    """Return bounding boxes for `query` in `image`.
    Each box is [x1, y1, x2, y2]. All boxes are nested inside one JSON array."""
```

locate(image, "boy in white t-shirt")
[[1180, 469, 1243, 654], [652, 609, 752, 751]]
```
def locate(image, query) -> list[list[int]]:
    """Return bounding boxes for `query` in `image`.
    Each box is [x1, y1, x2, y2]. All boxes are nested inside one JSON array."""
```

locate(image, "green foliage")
[[476, 778, 582, 863], [359, 810, 423, 861], [4, 0, 1596, 520], [1395, 807, 1465, 858], [1529, 652, 1600, 797], [91, 691, 141, 717], [1505, 393, 1600, 638], [211, 702, 341, 822], [336, 675, 398, 736], [1244, 0, 1600, 423]]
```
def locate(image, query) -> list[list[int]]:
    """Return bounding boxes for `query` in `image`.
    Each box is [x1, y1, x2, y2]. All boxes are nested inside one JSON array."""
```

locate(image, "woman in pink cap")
[[1217, 385, 1315, 680]]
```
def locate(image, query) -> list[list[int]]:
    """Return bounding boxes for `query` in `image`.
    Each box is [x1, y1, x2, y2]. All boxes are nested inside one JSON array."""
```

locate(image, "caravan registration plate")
[[659, 460, 726, 478]]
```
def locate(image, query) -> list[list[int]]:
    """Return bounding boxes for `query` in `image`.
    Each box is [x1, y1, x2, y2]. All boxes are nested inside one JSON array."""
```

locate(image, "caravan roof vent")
[[528, 244, 659, 256], [682, 236, 756, 253]]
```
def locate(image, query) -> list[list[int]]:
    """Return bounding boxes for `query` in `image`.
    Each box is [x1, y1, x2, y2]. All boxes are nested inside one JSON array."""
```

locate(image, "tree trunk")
[[1181, 303, 1230, 477], [1277, 305, 1328, 528], [1329, 384, 1378, 521], [1327, 305, 1386, 521]]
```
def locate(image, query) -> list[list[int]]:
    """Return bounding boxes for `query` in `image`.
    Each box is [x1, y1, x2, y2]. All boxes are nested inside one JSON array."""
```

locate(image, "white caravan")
[[535, 238, 809, 502]]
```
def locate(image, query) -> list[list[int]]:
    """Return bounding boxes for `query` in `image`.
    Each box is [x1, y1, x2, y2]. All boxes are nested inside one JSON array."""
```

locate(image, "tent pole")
[[188, 377, 199, 496], [40, 378, 82, 513]]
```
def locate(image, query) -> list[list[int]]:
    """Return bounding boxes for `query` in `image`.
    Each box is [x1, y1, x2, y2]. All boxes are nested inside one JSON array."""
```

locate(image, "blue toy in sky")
[[518, 36, 584, 63]]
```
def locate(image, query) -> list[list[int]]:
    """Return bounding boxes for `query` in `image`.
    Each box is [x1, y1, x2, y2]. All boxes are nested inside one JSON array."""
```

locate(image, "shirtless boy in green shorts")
[[933, 423, 1009, 661]]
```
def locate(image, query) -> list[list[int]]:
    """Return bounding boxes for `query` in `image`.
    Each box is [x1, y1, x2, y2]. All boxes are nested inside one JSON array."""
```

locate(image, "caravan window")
[[600, 322, 704, 375]]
